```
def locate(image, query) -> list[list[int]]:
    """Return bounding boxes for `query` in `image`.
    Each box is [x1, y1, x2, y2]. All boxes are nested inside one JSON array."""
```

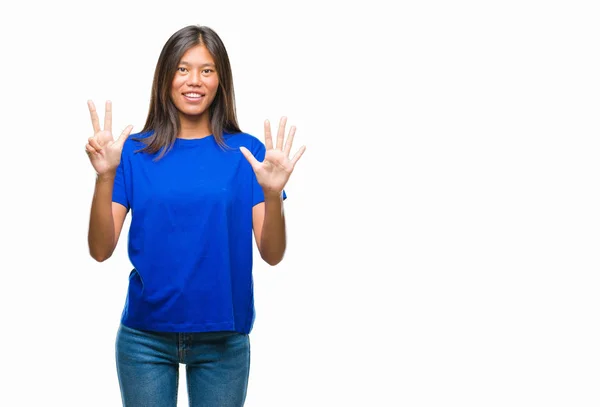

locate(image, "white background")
[[1, 0, 599, 406]]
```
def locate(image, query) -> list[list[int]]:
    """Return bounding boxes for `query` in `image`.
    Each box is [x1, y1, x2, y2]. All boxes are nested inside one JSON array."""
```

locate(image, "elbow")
[[257, 237, 286, 266], [265, 258, 282, 266], [261, 251, 285, 266], [90, 252, 110, 263], [89, 247, 113, 263]]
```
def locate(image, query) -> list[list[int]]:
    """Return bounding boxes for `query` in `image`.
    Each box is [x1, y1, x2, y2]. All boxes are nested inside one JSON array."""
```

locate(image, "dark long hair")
[[135, 25, 241, 159]]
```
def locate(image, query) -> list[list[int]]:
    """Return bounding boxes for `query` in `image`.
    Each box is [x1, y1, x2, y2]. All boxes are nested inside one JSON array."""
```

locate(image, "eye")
[[177, 67, 188, 73], [202, 69, 214, 75]]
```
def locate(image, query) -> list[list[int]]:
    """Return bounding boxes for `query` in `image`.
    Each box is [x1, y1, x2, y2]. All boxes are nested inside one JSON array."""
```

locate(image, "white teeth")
[[184, 93, 203, 98]]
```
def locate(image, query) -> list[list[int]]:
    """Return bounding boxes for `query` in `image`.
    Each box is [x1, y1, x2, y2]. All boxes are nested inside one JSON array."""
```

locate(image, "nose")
[[186, 70, 203, 87]]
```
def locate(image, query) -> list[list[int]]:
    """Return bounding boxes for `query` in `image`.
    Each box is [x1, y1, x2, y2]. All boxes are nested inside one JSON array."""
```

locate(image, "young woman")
[[85, 25, 305, 407]]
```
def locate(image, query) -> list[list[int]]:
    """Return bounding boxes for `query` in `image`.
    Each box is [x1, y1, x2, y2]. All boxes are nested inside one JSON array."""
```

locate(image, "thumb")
[[116, 125, 134, 147], [239, 146, 260, 170]]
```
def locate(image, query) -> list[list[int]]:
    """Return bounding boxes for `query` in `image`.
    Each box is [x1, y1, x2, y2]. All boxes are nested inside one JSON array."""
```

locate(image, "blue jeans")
[[115, 323, 251, 407]]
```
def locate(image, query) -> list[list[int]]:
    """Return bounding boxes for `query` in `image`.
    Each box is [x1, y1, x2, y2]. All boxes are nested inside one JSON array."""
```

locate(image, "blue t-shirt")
[[112, 131, 284, 334]]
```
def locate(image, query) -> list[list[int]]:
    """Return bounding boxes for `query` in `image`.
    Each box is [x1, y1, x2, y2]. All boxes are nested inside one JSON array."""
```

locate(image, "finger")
[[88, 100, 101, 134], [290, 145, 306, 166], [88, 137, 103, 153], [116, 125, 134, 147], [283, 125, 296, 157], [264, 119, 273, 150], [85, 144, 96, 155], [104, 100, 112, 132], [276, 116, 287, 150], [239, 146, 260, 170]]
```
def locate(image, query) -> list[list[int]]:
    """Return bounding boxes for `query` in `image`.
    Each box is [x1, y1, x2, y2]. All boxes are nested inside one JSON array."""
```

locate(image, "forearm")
[[259, 192, 286, 265], [88, 173, 116, 262]]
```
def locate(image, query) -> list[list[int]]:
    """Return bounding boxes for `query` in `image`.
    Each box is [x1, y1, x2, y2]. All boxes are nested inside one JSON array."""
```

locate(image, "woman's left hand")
[[240, 117, 306, 196]]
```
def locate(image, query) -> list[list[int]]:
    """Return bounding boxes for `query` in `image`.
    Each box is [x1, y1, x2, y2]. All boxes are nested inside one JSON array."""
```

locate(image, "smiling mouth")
[[183, 93, 205, 100]]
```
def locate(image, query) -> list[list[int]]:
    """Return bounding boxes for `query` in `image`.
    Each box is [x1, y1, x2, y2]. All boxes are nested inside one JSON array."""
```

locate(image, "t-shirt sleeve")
[[112, 151, 130, 210], [251, 138, 287, 206]]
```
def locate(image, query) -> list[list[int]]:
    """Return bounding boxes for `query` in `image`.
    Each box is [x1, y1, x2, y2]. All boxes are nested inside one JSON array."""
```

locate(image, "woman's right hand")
[[85, 100, 133, 177]]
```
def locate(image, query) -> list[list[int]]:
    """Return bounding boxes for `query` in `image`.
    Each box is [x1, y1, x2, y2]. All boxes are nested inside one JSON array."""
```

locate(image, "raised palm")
[[240, 117, 306, 196], [85, 100, 133, 176]]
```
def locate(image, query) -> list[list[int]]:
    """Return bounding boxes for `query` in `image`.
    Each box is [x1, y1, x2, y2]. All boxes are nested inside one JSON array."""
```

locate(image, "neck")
[[178, 112, 212, 139]]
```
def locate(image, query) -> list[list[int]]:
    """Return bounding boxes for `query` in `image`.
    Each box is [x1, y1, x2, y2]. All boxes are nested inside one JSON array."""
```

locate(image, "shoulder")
[[123, 131, 154, 155], [224, 132, 264, 152]]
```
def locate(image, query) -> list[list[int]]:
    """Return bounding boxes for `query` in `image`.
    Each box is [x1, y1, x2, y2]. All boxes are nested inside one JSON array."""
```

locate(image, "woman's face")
[[170, 44, 219, 120]]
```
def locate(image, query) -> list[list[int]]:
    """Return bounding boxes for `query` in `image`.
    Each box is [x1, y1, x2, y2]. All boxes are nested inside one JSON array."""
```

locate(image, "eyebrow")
[[179, 61, 216, 68]]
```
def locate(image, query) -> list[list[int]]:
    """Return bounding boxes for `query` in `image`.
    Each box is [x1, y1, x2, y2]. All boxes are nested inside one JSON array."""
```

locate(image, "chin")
[[183, 108, 206, 116], [180, 109, 209, 120]]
